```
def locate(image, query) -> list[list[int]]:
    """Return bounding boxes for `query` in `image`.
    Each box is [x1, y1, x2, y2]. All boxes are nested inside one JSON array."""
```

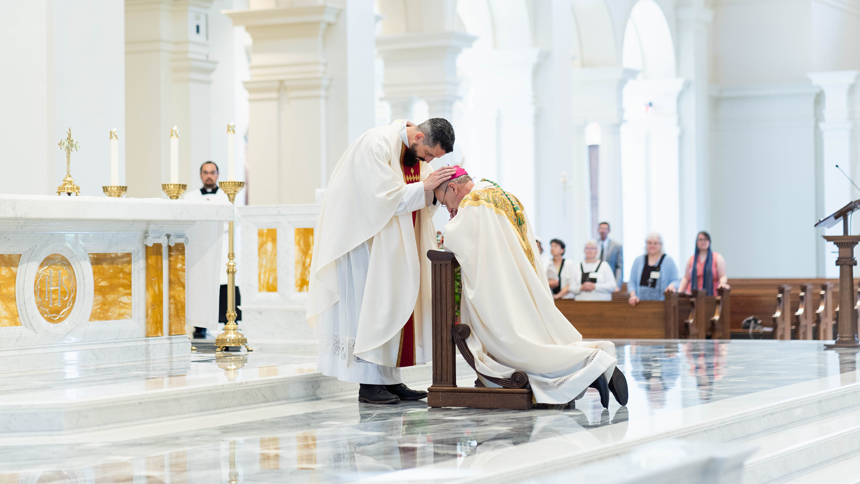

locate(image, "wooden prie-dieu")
[[426, 250, 533, 410]]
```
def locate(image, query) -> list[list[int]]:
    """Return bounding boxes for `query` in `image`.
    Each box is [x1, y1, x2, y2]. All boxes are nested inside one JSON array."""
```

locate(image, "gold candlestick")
[[102, 186, 127, 198], [162, 183, 187, 199], [215, 180, 252, 353], [57, 128, 81, 196]]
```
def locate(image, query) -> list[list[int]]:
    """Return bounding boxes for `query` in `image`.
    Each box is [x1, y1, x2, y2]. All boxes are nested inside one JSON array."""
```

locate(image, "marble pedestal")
[[0, 194, 232, 374]]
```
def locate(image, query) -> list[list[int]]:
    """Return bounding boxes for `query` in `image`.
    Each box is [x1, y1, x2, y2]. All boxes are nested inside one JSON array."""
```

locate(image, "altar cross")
[[56, 128, 81, 196], [58, 128, 79, 177]]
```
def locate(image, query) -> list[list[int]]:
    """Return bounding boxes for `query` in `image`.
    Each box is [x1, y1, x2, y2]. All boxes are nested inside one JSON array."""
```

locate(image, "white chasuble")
[[309, 120, 438, 383], [182, 187, 230, 333], [443, 181, 617, 404]]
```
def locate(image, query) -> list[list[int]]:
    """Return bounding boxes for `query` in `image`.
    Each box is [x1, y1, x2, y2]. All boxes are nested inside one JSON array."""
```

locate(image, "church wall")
[[53, 0, 126, 196], [709, 85, 820, 278], [711, 0, 813, 86], [811, 1, 860, 72], [0, 1, 52, 195]]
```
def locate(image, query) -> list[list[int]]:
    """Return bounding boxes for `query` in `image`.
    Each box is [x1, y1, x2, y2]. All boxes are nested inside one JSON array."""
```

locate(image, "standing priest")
[[307, 119, 457, 404], [435, 169, 629, 407]]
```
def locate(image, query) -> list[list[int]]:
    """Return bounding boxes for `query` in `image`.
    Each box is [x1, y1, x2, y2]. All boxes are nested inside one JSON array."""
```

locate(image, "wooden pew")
[[555, 289, 730, 340], [772, 285, 792, 340], [815, 282, 834, 340], [426, 250, 533, 410], [727, 278, 847, 332], [794, 283, 815, 340]]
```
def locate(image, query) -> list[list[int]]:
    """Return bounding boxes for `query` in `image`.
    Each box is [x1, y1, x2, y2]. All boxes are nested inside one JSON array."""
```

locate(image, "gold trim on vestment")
[[460, 188, 537, 272]]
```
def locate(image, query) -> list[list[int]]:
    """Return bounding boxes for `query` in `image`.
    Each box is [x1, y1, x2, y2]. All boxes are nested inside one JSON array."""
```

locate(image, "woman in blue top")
[[628, 232, 680, 306]]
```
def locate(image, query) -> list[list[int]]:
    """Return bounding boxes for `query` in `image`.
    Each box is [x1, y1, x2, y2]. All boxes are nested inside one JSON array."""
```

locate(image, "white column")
[[532, 0, 574, 246], [571, 67, 637, 243], [466, 49, 541, 212], [377, 31, 476, 121], [227, 5, 341, 205], [677, 4, 713, 265], [125, 0, 217, 198], [620, 78, 685, 275], [323, 0, 376, 182], [808, 70, 859, 277]]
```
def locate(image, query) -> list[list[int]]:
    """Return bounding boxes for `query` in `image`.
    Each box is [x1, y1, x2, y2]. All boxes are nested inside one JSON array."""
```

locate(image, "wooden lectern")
[[815, 200, 860, 348], [426, 250, 534, 410]]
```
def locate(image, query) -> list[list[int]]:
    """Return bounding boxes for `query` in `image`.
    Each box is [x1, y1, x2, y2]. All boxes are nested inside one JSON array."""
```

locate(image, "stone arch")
[[570, 0, 618, 68], [621, 0, 676, 79]]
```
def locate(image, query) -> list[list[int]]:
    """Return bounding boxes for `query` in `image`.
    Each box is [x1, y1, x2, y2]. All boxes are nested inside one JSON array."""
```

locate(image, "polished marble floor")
[[0, 340, 858, 483]]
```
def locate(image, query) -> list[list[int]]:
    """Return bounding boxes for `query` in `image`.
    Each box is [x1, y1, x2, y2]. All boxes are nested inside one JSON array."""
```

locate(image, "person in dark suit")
[[597, 222, 623, 292]]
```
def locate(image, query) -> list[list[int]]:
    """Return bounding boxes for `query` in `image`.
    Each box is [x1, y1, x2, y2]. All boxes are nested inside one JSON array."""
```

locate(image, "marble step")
[[462, 375, 860, 484], [0, 354, 476, 435], [740, 406, 860, 484], [781, 449, 860, 484]]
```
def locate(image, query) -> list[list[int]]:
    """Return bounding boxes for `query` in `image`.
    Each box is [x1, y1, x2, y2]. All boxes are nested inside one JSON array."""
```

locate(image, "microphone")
[[836, 164, 860, 192]]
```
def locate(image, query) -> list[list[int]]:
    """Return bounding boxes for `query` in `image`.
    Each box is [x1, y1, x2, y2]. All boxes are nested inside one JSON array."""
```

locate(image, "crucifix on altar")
[[57, 128, 81, 196]]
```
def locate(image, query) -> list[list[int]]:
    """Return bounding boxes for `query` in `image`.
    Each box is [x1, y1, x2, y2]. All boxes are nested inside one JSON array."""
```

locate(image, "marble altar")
[[0, 194, 233, 373]]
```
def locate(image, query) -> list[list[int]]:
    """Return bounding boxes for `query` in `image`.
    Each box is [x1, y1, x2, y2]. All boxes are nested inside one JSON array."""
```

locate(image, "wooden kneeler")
[[426, 250, 533, 410]]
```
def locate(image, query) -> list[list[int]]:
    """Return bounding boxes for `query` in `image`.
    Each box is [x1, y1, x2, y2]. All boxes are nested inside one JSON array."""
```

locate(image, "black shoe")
[[608, 367, 629, 406], [358, 384, 400, 404], [385, 384, 428, 401], [192, 327, 207, 339], [589, 375, 610, 409]]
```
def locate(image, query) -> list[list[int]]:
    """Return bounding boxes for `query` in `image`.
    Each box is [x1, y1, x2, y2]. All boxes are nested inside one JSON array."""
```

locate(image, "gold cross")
[[58, 128, 79, 177]]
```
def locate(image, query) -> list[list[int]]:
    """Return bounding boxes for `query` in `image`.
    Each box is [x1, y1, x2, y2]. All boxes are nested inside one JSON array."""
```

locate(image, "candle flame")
[[227, 123, 236, 134], [170, 126, 179, 138], [110, 129, 118, 140]]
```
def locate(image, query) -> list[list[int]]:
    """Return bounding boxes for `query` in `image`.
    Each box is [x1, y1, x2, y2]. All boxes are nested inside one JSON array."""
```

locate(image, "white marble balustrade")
[[238, 203, 321, 348]]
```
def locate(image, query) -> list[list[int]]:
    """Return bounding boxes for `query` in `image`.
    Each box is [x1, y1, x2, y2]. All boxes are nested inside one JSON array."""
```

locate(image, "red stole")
[[398, 148, 420, 367]]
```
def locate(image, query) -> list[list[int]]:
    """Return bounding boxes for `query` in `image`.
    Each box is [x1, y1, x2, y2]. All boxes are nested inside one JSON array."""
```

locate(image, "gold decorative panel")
[[260, 437, 280, 470], [0, 255, 21, 327], [146, 244, 164, 337], [168, 243, 186, 335], [295, 228, 314, 292], [33, 253, 77, 324], [89, 253, 132, 322], [258, 228, 277, 292]]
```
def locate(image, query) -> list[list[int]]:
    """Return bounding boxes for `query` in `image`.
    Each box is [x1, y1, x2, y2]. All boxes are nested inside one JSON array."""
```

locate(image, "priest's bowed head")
[[436, 167, 630, 407], [307, 118, 457, 405]]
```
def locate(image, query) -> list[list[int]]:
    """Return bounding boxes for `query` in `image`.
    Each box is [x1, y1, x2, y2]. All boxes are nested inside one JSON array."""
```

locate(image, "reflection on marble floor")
[[0, 340, 857, 483]]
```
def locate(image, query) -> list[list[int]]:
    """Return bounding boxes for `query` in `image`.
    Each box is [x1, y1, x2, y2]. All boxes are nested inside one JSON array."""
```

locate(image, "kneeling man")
[[435, 169, 628, 406]]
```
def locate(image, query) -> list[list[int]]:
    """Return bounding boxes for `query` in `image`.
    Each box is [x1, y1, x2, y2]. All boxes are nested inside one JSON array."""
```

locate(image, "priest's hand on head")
[[423, 167, 458, 191]]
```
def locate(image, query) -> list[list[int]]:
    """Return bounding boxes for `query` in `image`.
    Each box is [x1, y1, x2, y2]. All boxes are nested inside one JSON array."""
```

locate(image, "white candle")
[[110, 129, 119, 185], [170, 126, 179, 183], [227, 123, 236, 181]]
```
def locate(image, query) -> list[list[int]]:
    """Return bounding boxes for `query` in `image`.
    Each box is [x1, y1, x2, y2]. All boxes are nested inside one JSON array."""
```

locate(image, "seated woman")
[[678, 231, 729, 296], [628, 233, 680, 306], [547, 239, 575, 299], [570, 240, 617, 301]]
